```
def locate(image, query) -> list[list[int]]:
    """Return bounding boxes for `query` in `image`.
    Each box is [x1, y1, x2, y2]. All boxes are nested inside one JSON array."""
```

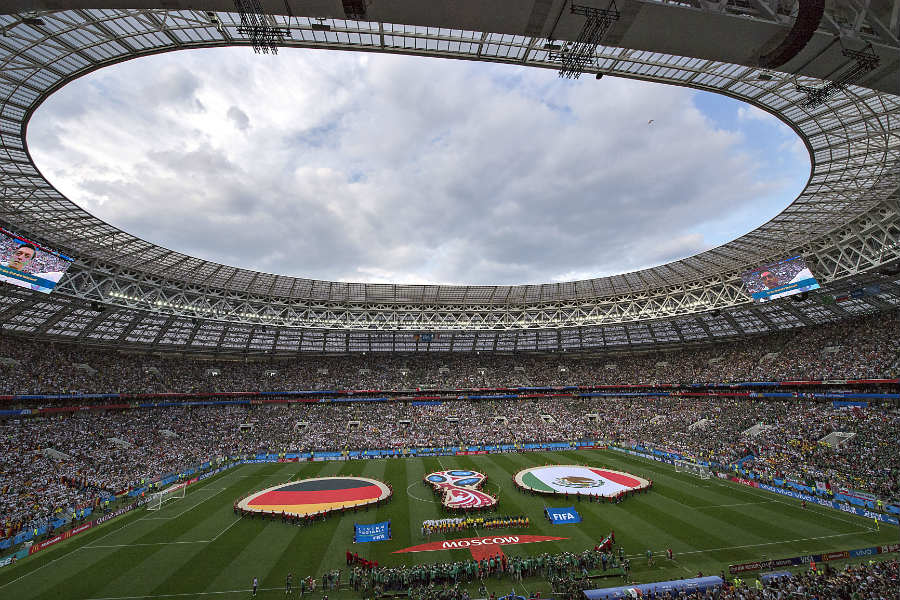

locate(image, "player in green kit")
[[646, 549, 653, 567]]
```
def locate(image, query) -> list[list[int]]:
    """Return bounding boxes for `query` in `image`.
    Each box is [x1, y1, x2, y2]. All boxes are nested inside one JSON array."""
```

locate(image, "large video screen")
[[741, 255, 820, 303], [0, 227, 73, 294]]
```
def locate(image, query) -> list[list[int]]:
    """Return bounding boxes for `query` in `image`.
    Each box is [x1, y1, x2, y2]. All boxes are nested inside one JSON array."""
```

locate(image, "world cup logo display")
[[425, 470, 497, 509]]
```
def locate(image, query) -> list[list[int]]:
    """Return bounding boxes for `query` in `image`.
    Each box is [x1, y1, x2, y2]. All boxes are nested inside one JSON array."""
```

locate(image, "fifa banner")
[[584, 576, 723, 600], [729, 544, 899, 574], [545, 507, 581, 524], [354, 520, 391, 543]]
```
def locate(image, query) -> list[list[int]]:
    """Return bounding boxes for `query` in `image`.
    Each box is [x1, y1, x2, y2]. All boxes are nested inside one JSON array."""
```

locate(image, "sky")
[[28, 47, 810, 286]]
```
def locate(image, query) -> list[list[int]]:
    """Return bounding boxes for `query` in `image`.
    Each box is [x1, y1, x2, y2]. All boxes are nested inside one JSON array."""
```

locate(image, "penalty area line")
[[708, 477, 880, 532], [0, 506, 158, 590], [626, 529, 874, 560], [0, 468, 246, 590], [0, 545, 87, 590], [85, 517, 244, 549], [85, 587, 284, 600], [210, 518, 242, 543], [151, 486, 229, 521], [696, 500, 778, 509], [85, 540, 211, 549]]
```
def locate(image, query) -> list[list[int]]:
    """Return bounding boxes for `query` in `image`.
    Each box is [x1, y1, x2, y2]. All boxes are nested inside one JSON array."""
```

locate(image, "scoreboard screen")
[[0, 227, 73, 294], [741, 256, 820, 303]]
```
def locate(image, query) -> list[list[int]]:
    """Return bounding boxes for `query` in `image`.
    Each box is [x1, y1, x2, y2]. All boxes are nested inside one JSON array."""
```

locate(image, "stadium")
[[0, 1, 899, 599]]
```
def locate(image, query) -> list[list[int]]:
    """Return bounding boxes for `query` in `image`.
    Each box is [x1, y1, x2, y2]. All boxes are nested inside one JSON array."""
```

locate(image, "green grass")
[[0, 449, 895, 600]]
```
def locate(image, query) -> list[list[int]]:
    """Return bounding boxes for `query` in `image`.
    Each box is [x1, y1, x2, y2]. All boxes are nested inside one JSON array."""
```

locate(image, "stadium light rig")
[[796, 44, 880, 108], [550, 1, 620, 79], [232, 0, 289, 54]]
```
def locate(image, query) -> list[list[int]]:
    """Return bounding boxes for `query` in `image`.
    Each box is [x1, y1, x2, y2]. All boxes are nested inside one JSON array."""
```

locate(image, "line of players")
[[252, 568, 343, 597], [422, 516, 530, 536]]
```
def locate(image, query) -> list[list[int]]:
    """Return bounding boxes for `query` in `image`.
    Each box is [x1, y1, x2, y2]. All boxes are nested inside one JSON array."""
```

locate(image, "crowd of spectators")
[[1, 309, 898, 561], [2, 395, 898, 547], [547, 558, 899, 600], [742, 559, 899, 600], [0, 311, 897, 396]]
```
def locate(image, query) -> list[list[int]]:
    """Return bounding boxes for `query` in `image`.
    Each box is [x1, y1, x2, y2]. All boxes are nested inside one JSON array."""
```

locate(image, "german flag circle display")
[[514, 465, 649, 497], [238, 477, 391, 516]]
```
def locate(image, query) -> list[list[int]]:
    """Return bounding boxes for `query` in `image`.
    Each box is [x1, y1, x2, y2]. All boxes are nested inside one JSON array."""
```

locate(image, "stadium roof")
[[0, 1, 898, 350]]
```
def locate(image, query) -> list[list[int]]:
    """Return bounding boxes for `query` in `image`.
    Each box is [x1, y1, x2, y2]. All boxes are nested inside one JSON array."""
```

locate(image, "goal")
[[146, 483, 187, 511], [674, 460, 712, 480]]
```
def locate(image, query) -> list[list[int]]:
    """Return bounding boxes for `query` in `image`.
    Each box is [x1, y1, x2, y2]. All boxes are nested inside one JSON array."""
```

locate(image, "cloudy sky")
[[28, 48, 809, 285]]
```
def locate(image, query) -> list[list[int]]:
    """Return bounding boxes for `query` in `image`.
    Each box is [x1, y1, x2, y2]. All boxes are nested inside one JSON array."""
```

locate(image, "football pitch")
[[1, 449, 895, 600]]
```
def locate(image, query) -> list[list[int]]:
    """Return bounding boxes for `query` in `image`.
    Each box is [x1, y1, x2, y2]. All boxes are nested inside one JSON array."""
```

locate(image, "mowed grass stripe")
[[576, 451, 871, 551], [4, 451, 896, 600], [144, 464, 300, 597], [577, 452, 887, 571], [532, 451, 742, 567], [0, 504, 149, 590], [363, 459, 407, 568], [200, 461, 338, 594], [42, 464, 290, 600], [624, 477, 819, 547], [308, 460, 384, 580], [403, 457, 428, 547], [94, 489, 270, 596], [0, 469, 235, 593], [602, 449, 881, 535], [554, 450, 759, 557], [582, 449, 887, 540], [476, 452, 575, 557], [204, 461, 352, 593], [0, 465, 257, 600], [49, 463, 300, 600]]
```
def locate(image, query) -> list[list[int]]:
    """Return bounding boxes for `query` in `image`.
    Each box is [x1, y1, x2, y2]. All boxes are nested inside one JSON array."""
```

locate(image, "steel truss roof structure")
[[0, 1, 899, 352]]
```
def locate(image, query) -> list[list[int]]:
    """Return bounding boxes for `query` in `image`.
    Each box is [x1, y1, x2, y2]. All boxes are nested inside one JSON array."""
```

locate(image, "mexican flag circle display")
[[515, 465, 650, 497]]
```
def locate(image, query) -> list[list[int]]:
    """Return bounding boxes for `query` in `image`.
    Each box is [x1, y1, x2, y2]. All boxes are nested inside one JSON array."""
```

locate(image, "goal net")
[[674, 460, 712, 480], [146, 483, 187, 511]]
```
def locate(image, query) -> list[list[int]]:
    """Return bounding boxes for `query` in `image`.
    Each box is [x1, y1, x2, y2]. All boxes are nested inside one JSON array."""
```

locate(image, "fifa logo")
[[425, 470, 497, 509]]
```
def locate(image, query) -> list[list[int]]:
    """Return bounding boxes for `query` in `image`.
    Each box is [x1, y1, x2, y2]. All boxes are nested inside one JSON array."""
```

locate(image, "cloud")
[[27, 48, 806, 285], [737, 105, 771, 122], [227, 106, 250, 131]]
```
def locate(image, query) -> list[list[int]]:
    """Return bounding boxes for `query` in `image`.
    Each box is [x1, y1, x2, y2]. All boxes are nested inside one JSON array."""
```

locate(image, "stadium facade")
[[0, 1, 898, 353]]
